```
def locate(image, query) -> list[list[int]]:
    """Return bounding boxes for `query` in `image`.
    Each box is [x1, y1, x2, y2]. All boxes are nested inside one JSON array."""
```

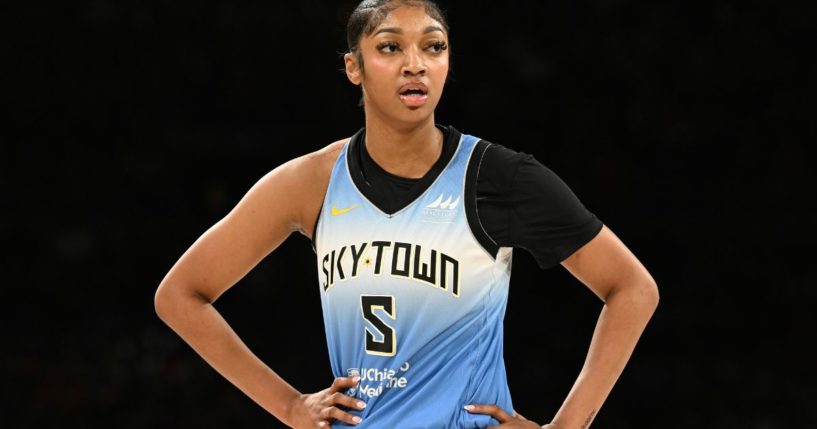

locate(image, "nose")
[[401, 47, 426, 76]]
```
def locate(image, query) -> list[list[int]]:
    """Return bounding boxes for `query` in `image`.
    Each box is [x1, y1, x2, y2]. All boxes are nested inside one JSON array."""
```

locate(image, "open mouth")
[[400, 88, 428, 96], [399, 85, 429, 106]]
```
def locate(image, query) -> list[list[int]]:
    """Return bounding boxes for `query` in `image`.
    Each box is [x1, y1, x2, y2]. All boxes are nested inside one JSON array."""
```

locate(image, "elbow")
[[649, 281, 660, 310], [154, 282, 173, 323], [640, 277, 660, 314], [609, 275, 659, 315], [154, 280, 187, 324], [154, 279, 212, 325]]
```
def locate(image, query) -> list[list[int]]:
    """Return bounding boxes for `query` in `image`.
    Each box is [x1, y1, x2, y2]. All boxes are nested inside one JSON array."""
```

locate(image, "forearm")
[[155, 286, 301, 426], [549, 281, 658, 428]]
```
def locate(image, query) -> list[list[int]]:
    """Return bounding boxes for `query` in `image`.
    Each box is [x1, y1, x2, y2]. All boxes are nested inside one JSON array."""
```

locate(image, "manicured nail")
[[357, 401, 366, 408], [464, 405, 475, 411], [352, 416, 362, 423]]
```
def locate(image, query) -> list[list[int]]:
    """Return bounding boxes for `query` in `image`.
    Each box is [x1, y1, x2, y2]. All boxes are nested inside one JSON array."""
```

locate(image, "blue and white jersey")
[[314, 128, 514, 428]]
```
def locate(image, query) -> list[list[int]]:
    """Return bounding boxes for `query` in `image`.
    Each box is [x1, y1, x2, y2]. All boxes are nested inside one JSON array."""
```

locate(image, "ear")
[[344, 52, 362, 85]]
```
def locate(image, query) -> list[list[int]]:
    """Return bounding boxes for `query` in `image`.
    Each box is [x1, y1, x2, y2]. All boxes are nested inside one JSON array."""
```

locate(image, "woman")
[[154, 1, 659, 428]]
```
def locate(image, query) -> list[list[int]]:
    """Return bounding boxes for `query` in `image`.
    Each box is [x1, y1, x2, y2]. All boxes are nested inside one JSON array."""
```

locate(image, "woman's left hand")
[[464, 404, 543, 428]]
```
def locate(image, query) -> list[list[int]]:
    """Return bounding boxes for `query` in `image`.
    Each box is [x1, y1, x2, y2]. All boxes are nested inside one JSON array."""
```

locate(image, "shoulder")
[[481, 141, 527, 169], [465, 138, 529, 192], [253, 138, 348, 238], [289, 139, 348, 237], [259, 138, 346, 189], [296, 138, 348, 179], [469, 139, 567, 193], [466, 136, 602, 264]]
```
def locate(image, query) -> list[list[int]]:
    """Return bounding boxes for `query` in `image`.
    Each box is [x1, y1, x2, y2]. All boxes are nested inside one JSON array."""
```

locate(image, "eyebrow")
[[373, 26, 445, 36]]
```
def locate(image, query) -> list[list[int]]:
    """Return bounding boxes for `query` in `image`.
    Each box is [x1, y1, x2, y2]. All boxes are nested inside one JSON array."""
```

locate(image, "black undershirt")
[[354, 125, 603, 269]]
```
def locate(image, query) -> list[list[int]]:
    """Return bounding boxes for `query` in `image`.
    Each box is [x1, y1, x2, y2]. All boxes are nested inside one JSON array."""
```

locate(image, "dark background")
[[5, 0, 815, 427]]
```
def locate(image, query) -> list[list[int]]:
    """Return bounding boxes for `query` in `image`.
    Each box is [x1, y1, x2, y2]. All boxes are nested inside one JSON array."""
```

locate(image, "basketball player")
[[154, 1, 659, 428]]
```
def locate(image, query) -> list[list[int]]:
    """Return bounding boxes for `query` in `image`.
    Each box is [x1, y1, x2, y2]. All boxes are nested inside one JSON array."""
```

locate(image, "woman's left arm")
[[467, 225, 659, 429], [546, 225, 659, 428]]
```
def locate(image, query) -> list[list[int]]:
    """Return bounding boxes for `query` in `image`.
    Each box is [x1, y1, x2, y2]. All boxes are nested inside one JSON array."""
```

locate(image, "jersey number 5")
[[360, 295, 396, 356]]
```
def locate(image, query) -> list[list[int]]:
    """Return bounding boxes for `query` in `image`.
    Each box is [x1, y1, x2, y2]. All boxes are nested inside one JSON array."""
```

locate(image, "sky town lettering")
[[321, 241, 460, 297]]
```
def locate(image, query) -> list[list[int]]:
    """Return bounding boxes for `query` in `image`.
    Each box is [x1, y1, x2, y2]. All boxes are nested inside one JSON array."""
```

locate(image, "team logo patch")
[[344, 363, 412, 399], [422, 193, 460, 223]]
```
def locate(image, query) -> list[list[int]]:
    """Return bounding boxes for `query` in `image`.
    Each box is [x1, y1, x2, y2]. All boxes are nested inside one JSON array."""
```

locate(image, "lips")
[[398, 82, 429, 107], [399, 82, 428, 95]]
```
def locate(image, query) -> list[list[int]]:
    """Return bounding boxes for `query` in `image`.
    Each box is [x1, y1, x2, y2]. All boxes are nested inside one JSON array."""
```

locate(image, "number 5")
[[361, 295, 396, 356]]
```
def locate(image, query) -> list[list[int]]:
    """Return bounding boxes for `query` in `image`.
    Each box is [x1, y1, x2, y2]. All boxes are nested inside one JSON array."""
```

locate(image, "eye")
[[426, 41, 448, 53], [377, 41, 400, 53]]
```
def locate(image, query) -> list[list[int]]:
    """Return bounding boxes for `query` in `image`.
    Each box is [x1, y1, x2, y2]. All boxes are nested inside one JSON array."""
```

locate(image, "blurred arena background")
[[3, 0, 814, 427]]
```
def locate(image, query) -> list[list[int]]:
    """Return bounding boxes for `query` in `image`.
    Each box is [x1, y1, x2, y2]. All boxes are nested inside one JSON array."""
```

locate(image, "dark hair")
[[346, 0, 450, 69]]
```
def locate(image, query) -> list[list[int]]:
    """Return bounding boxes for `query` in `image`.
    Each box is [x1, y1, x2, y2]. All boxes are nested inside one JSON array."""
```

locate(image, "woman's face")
[[345, 6, 450, 126]]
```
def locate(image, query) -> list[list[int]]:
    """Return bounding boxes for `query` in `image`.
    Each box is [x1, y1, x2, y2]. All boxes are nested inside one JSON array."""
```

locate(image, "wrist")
[[281, 393, 306, 427]]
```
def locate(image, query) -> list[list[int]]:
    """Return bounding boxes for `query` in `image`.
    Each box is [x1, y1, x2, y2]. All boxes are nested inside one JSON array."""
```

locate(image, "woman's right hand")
[[287, 376, 367, 428]]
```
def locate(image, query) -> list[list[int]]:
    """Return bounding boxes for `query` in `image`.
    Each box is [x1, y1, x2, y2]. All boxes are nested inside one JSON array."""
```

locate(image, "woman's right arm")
[[154, 145, 364, 428]]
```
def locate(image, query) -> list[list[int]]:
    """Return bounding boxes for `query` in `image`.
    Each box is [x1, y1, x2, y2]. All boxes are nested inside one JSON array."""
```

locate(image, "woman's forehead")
[[371, 5, 446, 35]]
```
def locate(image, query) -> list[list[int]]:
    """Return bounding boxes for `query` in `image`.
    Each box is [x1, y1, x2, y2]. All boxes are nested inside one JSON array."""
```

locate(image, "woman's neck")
[[363, 116, 443, 179]]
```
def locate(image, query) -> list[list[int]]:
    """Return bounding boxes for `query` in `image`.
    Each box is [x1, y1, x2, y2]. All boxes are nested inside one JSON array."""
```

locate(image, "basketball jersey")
[[314, 128, 514, 428]]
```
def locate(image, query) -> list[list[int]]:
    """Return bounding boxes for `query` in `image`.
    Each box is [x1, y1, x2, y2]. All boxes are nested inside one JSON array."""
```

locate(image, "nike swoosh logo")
[[331, 204, 360, 216]]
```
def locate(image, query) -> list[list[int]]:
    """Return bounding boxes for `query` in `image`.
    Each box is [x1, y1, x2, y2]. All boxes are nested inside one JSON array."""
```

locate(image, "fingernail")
[[352, 375, 360, 383], [357, 401, 366, 408], [352, 416, 362, 423], [318, 422, 326, 427], [464, 405, 475, 411]]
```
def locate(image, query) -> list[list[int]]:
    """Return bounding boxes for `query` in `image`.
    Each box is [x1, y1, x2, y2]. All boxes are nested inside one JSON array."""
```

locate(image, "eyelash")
[[429, 41, 448, 53], [376, 41, 448, 54], [376, 41, 399, 53]]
